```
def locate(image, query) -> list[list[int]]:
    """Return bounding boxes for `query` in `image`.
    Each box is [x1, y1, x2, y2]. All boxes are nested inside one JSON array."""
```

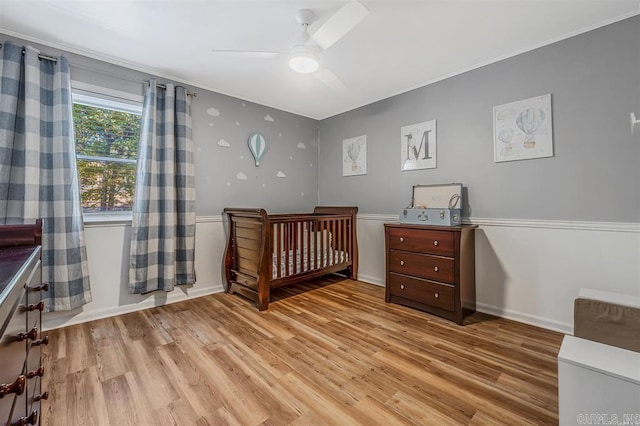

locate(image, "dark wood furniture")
[[224, 206, 358, 310], [384, 223, 477, 325], [0, 220, 49, 426]]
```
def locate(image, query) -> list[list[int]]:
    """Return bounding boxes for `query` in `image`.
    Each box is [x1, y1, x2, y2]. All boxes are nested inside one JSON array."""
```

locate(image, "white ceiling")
[[1, 1, 638, 120]]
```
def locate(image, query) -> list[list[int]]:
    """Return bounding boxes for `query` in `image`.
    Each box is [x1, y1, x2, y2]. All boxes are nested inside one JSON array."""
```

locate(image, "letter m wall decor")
[[401, 120, 437, 171]]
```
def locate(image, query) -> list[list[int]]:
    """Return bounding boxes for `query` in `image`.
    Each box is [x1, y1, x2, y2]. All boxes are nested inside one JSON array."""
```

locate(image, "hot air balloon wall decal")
[[247, 132, 267, 166], [493, 94, 553, 163]]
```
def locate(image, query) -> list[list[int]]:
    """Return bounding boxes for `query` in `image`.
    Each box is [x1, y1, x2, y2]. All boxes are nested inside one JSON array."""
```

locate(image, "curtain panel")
[[129, 79, 196, 294], [0, 41, 92, 311]]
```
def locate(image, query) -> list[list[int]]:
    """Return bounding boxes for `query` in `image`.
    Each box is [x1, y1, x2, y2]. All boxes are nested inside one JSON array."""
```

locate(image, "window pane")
[[77, 159, 137, 212], [74, 104, 140, 160], [73, 100, 141, 213]]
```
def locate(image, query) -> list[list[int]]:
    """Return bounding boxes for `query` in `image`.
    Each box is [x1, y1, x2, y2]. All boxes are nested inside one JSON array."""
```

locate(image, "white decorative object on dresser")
[[399, 183, 463, 227]]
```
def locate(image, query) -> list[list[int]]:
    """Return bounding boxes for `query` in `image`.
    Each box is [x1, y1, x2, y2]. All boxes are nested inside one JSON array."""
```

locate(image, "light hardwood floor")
[[41, 278, 563, 425]]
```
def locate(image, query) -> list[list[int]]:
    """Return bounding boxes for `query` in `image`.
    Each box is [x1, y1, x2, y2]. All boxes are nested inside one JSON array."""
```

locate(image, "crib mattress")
[[273, 249, 347, 279]]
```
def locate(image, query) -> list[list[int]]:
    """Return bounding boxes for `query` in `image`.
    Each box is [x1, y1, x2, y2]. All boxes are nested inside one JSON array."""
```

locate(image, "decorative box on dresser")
[[0, 220, 49, 426], [384, 223, 477, 325]]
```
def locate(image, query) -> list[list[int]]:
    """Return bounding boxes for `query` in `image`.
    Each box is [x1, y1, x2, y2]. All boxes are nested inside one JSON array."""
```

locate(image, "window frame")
[[71, 82, 144, 223]]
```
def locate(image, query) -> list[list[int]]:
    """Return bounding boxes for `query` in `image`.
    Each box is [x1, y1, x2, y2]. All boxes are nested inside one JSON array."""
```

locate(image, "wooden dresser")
[[384, 223, 477, 325], [0, 221, 49, 426]]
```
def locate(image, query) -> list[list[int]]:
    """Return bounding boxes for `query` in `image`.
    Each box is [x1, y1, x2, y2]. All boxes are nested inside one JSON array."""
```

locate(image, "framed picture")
[[342, 135, 367, 176], [493, 94, 553, 162], [401, 120, 436, 171]]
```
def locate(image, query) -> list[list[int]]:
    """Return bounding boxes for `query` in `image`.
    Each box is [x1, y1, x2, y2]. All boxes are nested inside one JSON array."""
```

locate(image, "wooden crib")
[[223, 206, 358, 310]]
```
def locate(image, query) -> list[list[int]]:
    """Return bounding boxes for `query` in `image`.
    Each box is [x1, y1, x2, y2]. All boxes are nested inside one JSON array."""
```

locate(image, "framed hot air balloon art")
[[493, 94, 553, 163], [342, 134, 367, 176]]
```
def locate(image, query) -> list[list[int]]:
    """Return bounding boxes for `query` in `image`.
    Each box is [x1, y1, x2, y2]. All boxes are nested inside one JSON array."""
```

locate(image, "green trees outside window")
[[73, 103, 141, 213]]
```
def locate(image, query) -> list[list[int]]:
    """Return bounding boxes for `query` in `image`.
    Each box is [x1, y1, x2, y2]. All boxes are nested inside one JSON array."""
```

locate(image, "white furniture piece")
[[558, 289, 640, 425]]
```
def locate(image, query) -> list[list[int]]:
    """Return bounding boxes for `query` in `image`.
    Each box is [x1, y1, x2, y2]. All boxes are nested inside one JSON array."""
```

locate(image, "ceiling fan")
[[211, 0, 369, 90]]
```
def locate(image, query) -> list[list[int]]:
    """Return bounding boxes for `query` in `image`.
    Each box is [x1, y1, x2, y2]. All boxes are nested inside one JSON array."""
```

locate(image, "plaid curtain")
[[129, 79, 196, 294], [0, 41, 92, 311]]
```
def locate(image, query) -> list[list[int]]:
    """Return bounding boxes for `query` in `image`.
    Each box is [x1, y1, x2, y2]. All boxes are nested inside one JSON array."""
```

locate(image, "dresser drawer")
[[388, 250, 455, 283], [389, 273, 455, 312], [0, 290, 27, 426], [1, 289, 27, 380], [388, 227, 454, 256]]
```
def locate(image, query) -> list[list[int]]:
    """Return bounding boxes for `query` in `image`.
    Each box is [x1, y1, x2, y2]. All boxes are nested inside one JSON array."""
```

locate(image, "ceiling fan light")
[[288, 47, 319, 74]]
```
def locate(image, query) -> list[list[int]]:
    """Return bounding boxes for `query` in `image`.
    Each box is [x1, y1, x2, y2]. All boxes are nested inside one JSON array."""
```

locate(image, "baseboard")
[[475, 301, 572, 335], [357, 274, 385, 287], [356, 277, 572, 334], [43, 284, 225, 331]]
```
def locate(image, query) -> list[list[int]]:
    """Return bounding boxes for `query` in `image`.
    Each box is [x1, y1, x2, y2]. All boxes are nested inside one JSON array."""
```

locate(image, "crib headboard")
[[223, 208, 270, 306]]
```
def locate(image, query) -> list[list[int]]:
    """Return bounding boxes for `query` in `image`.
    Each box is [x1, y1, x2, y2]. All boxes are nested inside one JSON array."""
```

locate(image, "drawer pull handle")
[[399, 237, 404, 243], [434, 240, 439, 246], [34, 391, 49, 402], [434, 266, 439, 272], [27, 301, 45, 312], [400, 260, 405, 266], [0, 375, 26, 398], [400, 284, 405, 290], [31, 336, 49, 346], [435, 292, 440, 299], [17, 327, 38, 342], [14, 410, 38, 425], [27, 366, 45, 379], [27, 283, 49, 292]]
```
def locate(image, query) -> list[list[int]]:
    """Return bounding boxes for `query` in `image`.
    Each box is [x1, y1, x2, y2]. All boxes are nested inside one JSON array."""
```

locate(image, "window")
[[73, 92, 142, 214]]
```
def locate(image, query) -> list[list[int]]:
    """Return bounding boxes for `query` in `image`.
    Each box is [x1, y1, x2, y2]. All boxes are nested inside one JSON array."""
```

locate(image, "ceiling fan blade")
[[309, 0, 369, 51], [211, 50, 283, 59], [314, 67, 346, 92]]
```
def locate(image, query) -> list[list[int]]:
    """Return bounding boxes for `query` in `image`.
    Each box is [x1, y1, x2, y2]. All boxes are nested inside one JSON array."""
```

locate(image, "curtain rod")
[[36, 52, 58, 63], [0, 43, 197, 97], [0, 43, 58, 63], [153, 82, 197, 98]]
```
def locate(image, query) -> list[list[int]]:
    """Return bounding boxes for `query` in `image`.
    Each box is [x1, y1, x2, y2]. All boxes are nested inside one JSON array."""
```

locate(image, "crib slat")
[[294, 222, 299, 274], [337, 218, 342, 265], [338, 219, 341, 265], [349, 218, 352, 261], [328, 219, 333, 266], [320, 219, 325, 268], [345, 218, 349, 262], [305, 221, 310, 273], [312, 220, 317, 269], [275, 223, 280, 279], [332, 219, 336, 266], [286, 222, 291, 276]]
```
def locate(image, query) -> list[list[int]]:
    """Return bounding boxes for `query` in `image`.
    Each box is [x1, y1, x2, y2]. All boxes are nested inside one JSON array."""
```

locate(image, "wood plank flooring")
[[41, 278, 563, 425]]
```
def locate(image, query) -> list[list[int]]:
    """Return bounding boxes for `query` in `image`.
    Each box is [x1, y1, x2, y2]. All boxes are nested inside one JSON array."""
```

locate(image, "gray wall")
[[317, 16, 640, 222], [1, 33, 320, 215], [4, 15, 640, 221]]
